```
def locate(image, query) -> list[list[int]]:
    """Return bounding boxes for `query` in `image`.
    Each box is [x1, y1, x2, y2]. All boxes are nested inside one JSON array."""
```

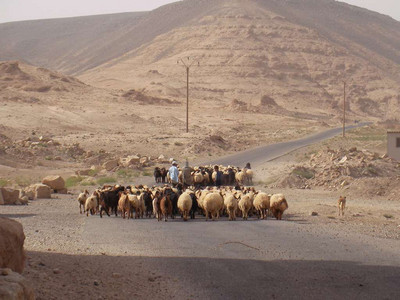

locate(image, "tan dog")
[[338, 196, 346, 216]]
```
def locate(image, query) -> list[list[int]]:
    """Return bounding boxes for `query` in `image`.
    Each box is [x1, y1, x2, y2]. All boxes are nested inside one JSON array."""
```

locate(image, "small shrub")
[[65, 176, 83, 188], [142, 171, 152, 177], [0, 178, 9, 187], [383, 214, 393, 219], [291, 167, 315, 179], [45, 156, 53, 161], [88, 169, 99, 177], [117, 169, 139, 179], [97, 177, 117, 186], [174, 142, 183, 146], [15, 176, 32, 187], [81, 181, 96, 187]]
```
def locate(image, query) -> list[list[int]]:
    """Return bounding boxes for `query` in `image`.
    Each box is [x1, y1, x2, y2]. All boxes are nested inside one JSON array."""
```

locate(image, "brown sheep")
[[160, 193, 173, 222], [118, 192, 131, 219]]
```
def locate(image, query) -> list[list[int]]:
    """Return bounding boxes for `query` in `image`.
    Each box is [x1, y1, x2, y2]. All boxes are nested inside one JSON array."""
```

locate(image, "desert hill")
[[1, 0, 400, 122]]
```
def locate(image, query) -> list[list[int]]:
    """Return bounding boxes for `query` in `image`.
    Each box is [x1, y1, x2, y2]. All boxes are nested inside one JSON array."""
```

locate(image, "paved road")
[[205, 123, 371, 167], [83, 215, 400, 299]]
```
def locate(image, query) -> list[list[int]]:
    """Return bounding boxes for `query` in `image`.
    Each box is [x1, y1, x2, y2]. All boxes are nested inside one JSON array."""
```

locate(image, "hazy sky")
[[0, 0, 399, 24]]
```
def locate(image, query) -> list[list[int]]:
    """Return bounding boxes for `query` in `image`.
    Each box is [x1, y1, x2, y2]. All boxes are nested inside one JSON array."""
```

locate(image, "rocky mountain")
[[1, 0, 400, 121]]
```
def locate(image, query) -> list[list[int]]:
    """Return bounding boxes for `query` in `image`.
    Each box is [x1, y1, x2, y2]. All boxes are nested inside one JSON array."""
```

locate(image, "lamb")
[[253, 192, 270, 219], [238, 193, 252, 220], [338, 196, 346, 216], [84, 191, 100, 217], [203, 192, 224, 221], [269, 193, 288, 220], [78, 189, 89, 214], [223, 192, 238, 221], [177, 192, 193, 221], [127, 193, 145, 219]]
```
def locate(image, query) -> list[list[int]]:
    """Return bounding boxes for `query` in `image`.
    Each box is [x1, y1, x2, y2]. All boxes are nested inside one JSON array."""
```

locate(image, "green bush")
[[65, 176, 84, 188], [97, 177, 117, 186], [0, 178, 8, 187], [291, 167, 315, 179]]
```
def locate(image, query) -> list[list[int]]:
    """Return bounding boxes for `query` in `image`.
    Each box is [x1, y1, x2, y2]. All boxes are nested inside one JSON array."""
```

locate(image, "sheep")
[[270, 194, 288, 220], [235, 169, 248, 186], [118, 192, 131, 219], [78, 189, 89, 214], [203, 192, 224, 221], [253, 192, 270, 219], [84, 191, 100, 217], [160, 193, 173, 222], [127, 194, 143, 219], [338, 196, 346, 216], [177, 192, 193, 221], [223, 192, 238, 221], [246, 169, 254, 185], [193, 172, 204, 186], [238, 193, 252, 220]]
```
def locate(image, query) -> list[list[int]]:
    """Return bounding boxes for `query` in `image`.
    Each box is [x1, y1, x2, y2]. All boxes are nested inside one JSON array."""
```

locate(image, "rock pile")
[[276, 147, 400, 196]]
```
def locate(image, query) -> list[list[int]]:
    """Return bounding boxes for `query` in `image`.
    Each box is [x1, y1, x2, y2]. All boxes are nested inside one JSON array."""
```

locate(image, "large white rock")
[[42, 175, 65, 191], [0, 188, 20, 205], [33, 184, 51, 199]]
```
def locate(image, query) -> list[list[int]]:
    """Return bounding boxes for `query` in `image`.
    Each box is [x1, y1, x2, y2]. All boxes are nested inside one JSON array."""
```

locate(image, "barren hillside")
[[1, 0, 400, 122]]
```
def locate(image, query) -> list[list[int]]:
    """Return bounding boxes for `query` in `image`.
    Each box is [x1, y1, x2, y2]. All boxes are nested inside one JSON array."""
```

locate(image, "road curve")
[[205, 122, 371, 167]]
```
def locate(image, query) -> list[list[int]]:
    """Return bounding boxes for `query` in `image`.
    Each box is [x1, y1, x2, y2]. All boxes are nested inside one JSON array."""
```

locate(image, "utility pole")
[[178, 57, 199, 133], [343, 81, 346, 137]]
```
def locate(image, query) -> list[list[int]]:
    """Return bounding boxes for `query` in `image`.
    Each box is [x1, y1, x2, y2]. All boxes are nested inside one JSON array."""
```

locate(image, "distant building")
[[387, 131, 400, 161]]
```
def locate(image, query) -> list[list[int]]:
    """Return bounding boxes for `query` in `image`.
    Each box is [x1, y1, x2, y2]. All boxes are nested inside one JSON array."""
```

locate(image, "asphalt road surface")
[[84, 214, 400, 299], [205, 122, 371, 167]]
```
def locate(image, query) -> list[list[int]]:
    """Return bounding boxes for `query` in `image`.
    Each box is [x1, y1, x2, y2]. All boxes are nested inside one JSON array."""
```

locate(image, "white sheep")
[[84, 191, 99, 216], [238, 193, 252, 220], [223, 192, 238, 221], [193, 172, 204, 185], [78, 189, 89, 214], [253, 192, 270, 219], [177, 192, 193, 221], [203, 192, 224, 221], [235, 169, 248, 186], [270, 193, 288, 220], [127, 194, 144, 219], [246, 169, 254, 185]]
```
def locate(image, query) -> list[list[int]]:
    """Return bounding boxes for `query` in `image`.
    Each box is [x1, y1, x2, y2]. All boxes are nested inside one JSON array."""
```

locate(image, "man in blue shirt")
[[168, 161, 179, 186]]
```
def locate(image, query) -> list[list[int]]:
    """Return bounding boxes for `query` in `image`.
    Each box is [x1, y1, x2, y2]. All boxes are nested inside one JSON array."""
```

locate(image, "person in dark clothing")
[[245, 162, 251, 169], [214, 165, 223, 187]]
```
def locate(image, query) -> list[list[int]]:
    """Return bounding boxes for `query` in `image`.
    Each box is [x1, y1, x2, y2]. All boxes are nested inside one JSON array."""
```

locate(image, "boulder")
[[139, 157, 149, 164], [34, 184, 51, 199], [22, 188, 35, 201], [119, 156, 140, 167], [42, 175, 65, 191], [102, 160, 119, 171], [0, 218, 26, 273], [0, 268, 35, 300], [76, 169, 91, 176], [0, 188, 20, 205]]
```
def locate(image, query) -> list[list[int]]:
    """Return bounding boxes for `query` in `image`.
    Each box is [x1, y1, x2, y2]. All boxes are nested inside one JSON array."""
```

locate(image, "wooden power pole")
[[343, 81, 346, 137], [178, 57, 199, 133]]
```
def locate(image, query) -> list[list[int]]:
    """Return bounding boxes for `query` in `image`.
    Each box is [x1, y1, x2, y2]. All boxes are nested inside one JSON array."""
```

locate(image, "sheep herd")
[[77, 183, 289, 222]]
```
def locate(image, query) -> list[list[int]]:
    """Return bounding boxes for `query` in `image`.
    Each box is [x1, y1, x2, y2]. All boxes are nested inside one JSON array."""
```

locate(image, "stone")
[[102, 160, 119, 171], [310, 212, 319, 216], [0, 218, 26, 273], [139, 157, 148, 164], [42, 175, 65, 191], [119, 156, 140, 167], [0, 188, 20, 205], [34, 184, 51, 199], [0, 268, 35, 300], [76, 169, 91, 176]]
